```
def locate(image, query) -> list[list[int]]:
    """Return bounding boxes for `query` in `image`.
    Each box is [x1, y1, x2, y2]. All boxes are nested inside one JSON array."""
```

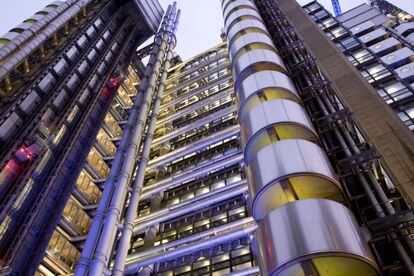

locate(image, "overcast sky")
[[1, 0, 413, 60]]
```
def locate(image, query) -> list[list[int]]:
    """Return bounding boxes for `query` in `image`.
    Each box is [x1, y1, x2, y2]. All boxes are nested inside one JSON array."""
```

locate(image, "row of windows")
[[155, 241, 254, 276], [155, 94, 233, 140], [173, 80, 232, 112], [361, 63, 393, 84], [144, 137, 240, 186], [166, 47, 227, 83], [171, 97, 234, 130], [173, 68, 231, 99], [1, 3, 109, 93], [378, 81, 414, 105], [151, 112, 236, 161], [132, 196, 247, 253], [166, 137, 240, 176], [172, 114, 236, 149], [167, 57, 228, 89], [62, 197, 91, 234], [398, 102, 414, 131], [180, 47, 227, 72], [311, 7, 414, 115], [47, 231, 80, 270]]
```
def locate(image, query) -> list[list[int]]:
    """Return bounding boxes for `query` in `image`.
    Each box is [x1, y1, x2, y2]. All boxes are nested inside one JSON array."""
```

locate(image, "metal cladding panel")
[[395, 61, 414, 80], [225, 9, 262, 29], [230, 32, 275, 59], [336, 4, 388, 28], [133, 0, 164, 34], [359, 28, 387, 44], [232, 49, 287, 79], [246, 139, 341, 219], [369, 37, 401, 54], [240, 99, 317, 160], [256, 199, 379, 275], [349, 21, 375, 36], [336, 4, 372, 23], [223, 0, 257, 19], [380, 47, 414, 68], [395, 22, 414, 36], [227, 19, 268, 43], [236, 70, 300, 110]]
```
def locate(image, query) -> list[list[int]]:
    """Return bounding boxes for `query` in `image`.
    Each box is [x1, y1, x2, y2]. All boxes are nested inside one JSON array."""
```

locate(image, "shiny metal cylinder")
[[240, 99, 318, 162], [220, 0, 378, 274], [246, 139, 343, 220], [256, 199, 378, 275]]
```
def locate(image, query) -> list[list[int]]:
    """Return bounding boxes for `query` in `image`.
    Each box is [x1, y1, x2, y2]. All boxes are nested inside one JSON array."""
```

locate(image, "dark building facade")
[[1, 0, 414, 275], [0, 0, 163, 274]]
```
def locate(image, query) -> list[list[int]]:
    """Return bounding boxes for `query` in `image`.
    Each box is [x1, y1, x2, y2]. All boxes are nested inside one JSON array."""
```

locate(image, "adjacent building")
[[0, 0, 414, 275], [304, 0, 414, 131], [0, 0, 163, 274]]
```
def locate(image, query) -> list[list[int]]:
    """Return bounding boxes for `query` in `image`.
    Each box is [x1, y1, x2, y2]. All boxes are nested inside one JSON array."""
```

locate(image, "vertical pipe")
[[75, 17, 162, 276], [111, 9, 180, 276], [87, 5, 174, 275], [319, 94, 414, 264]]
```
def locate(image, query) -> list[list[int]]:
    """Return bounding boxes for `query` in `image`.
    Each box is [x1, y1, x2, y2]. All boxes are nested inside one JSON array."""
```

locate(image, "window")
[[336, 37, 360, 52], [377, 82, 413, 104], [347, 49, 374, 66], [319, 17, 337, 30], [327, 26, 347, 40], [305, 2, 322, 14], [47, 232, 80, 269], [398, 103, 414, 130], [312, 10, 329, 21], [361, 64, 392, 84]]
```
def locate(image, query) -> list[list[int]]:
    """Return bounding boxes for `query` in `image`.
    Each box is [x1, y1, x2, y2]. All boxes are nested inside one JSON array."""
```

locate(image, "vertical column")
[[220, 0, 379, 275]]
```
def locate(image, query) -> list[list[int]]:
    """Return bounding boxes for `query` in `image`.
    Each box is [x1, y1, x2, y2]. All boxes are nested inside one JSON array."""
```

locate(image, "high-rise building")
[[0, 0, 163, 275], [304, 1, 414, 132], [1, 0, 414, 275]]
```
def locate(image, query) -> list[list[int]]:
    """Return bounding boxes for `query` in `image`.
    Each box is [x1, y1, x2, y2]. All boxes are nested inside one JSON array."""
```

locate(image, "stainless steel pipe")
[[111, 7, 180, 275], [86, 5, 176, 275]]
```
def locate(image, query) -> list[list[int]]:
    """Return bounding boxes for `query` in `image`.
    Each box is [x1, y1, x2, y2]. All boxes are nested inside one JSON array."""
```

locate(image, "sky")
[[1, 0, 413, 60]]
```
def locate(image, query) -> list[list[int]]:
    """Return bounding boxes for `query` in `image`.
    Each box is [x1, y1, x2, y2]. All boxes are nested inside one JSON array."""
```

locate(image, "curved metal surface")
[[0, 0, 73, 60], [229, 32, 275, 59], [256, 199, 379, 275], [225, 8, 262, 30], [232, 48, 287, 80], [236, 70, 300, 114], [246, 139, 342, 220], [240, 99, 318, 161], [0, 0, 93, 78], [227, 19, 268, 45], [224, 5, 259, 25], [223, 0, 257, 19], [395, 22, 414, 36]]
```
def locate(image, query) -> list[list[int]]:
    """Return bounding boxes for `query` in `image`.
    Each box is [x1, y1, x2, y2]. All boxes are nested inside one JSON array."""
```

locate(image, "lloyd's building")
[[0, 0, 413, 275]]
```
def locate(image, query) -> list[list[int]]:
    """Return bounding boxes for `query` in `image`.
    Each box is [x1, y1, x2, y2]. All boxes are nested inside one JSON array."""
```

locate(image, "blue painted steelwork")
[[331, 0, 342, 16]]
